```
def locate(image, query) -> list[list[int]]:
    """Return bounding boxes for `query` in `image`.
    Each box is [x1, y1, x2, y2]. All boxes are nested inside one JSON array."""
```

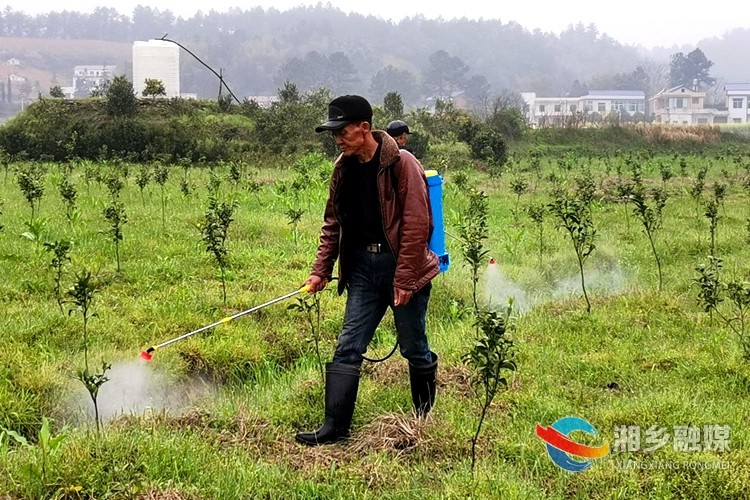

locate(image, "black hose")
[[362, 338, 399, 363]]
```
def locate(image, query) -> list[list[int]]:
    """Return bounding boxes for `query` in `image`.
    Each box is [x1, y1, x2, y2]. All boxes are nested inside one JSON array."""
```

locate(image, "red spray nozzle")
[[139, 347, 155, 362]]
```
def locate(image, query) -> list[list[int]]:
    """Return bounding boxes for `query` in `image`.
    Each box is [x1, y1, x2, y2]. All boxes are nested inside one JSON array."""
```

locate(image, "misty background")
[[1, 5, 749, 110]]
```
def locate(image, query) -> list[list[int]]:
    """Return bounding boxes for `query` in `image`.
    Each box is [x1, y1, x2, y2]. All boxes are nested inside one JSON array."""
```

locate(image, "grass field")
[[1, 150, 749, 499]]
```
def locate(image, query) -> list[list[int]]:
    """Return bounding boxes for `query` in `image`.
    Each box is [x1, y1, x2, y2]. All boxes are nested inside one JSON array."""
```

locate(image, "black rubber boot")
[[409, 351, 438, 417], [295, 362, 360, 446]]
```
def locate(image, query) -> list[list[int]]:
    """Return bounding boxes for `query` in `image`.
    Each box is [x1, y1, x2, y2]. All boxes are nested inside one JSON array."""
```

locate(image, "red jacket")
[[311, 131, 439, 294]]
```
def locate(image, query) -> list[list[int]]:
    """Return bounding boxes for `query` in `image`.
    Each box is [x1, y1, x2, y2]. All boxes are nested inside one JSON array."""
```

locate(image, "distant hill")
[[0, 6, 748, 111], [0, 36, 131, 110]]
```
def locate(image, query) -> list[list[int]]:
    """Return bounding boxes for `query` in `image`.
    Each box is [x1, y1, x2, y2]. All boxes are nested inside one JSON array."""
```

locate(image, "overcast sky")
[[4, 1, 749, 49]]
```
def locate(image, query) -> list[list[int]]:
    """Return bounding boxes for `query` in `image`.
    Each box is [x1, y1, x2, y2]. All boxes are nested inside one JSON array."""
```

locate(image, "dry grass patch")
[[439, 363, 473, 398], [630, 123, 722, 144], [361, 359, 408, 385], [346, 412, 433, 456]]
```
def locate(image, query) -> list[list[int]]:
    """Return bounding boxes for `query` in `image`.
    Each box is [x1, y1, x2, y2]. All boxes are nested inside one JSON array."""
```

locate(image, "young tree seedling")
[[690, 164, 708, 217], [288, 291, 327, 383], [509, 175, 528, 225], [695, 258, 750, 360], [457, 188, 490, 313], [16, 162, 46, 223], [67, 269, 110, 432], [574, 165, 596, 209], [43, 239, 72, 313], [549, 193, 597, 313], [463, 303, 517, 473], [201, 196, 237, 305], [135, 165, 151, 206], [704, 198, 720, 258], [658, 161, 673, 186], [154, 163, 170, 228], [228, 160, 243, 187], [58, 174, 78, 222], [102, 174, 128, 273], [631, 185, 668, 291], [526, 202, 546, 268], [0, 147, 10, 184], [285, 205, 305, 247]]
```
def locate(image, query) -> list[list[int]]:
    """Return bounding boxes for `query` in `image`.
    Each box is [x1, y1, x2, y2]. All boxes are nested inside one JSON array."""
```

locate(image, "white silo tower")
[[132, 40, 180, 98]]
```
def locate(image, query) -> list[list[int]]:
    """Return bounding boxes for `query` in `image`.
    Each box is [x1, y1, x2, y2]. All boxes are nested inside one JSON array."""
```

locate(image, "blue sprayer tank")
[[424, 169, 450, 273]]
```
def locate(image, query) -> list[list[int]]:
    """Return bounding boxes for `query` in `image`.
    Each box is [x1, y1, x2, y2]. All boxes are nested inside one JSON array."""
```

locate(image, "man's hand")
[[393, 287, 414, 307], [305, 275, 328, 293]]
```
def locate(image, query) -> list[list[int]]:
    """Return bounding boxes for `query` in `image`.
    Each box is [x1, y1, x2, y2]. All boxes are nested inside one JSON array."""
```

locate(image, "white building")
[[725, 83, 750, 124], [650, 85, 727, 125], [132, 40, 180, 98], [73, 64, 116, 87], [521, 90, 646, 127], [580, 90, 645, 116]]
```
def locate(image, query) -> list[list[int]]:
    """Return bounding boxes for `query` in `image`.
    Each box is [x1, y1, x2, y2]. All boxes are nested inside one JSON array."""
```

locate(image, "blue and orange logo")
[[536, 417, 610, 472]]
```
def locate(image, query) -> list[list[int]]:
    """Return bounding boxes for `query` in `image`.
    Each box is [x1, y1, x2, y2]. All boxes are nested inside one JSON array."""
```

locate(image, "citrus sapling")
[[285, 205, 305, 247], [102, 200, 127, 273], [201, 195, 237, 305], [135, 165, 151, 206], [549, 193, 597, 313], [631, 185, 667, 291], [457, 188, 489, 313], [58, 174, 78, 222], [67, 269, 110, 431], [526, 202, 546, 268], [288, 291, 328, 383], [154, 162, 170, 228], [16, 162, 46, 223], [43, 239, 72, 313], [463, 303, 517, 472], [704, 198, 720, 258], [509, 175, 528, 225]]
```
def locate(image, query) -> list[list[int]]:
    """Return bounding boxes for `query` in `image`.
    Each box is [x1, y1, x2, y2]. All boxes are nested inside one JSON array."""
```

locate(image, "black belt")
[[365, 243, 389, 253]]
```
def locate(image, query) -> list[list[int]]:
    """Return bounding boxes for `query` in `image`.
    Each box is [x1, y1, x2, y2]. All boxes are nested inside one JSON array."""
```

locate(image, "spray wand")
[[140, 284, 312, 361]]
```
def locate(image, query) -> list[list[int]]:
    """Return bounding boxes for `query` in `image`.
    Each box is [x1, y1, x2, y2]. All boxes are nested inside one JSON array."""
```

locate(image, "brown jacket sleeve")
[[310, 162, 341, 280]]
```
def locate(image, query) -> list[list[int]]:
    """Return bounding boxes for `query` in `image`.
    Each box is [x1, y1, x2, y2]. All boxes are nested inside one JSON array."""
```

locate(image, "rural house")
[[72, 64, 117, 95], [649, 85, 727, 125], [724, 83, 750, 123]]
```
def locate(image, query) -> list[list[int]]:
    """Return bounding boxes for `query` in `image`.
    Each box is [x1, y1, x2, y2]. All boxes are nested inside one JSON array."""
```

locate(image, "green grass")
[[1, 150, 750, 499]]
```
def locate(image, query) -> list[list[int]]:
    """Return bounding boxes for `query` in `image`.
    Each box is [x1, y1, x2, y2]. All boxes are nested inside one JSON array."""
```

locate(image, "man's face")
[[332, 122, 369, 156], [395, 133, 409, 147]]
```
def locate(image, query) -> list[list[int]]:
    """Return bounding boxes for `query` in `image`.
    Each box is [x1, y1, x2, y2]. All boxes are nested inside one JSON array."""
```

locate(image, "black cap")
[[386, 120, 411, 137], [315, 95, 373, 132]]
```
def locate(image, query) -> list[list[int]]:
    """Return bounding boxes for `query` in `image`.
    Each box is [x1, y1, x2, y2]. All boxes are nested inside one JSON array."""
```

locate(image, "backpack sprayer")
[[139, 284, 312, 361], [425, 169, 450, 273]]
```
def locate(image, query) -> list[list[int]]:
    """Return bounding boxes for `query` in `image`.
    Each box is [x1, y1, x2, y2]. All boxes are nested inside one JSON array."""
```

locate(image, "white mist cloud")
[[482, 258, 629, 315], [70, 360, 215, 422]]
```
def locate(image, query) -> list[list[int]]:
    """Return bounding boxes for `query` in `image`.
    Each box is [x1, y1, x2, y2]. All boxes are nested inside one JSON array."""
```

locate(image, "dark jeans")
[[333, 248, 433, 366]]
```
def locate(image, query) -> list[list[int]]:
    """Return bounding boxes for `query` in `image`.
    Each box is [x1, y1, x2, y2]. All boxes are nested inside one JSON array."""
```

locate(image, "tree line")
[[1, 6, 647, 108], [1, 5, 741, 119]]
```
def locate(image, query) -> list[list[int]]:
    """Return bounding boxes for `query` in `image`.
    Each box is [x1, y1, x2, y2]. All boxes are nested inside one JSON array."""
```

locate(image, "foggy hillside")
[[0, 5, 748, 106]]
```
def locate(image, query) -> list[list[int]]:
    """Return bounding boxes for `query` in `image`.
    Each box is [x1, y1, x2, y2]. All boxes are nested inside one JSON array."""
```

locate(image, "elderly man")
[[386, 119, 412, 152], [295, 95, 439, 446]]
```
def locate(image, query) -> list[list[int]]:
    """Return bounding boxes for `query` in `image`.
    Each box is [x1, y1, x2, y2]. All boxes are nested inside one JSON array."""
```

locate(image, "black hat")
[[386, 120, 411, 137], [315, 95, 373, 132]]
